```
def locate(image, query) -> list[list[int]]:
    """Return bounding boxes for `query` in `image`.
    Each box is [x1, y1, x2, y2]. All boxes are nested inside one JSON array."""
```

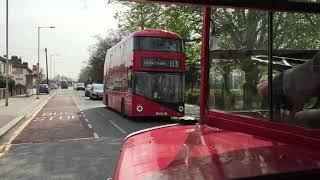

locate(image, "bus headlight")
[[136, 105, 143, 112], [178, 106, 184, 112]]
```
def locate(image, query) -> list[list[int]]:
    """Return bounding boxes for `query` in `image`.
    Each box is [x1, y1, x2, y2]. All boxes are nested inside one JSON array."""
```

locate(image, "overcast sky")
[[0, 0, 120, 80]]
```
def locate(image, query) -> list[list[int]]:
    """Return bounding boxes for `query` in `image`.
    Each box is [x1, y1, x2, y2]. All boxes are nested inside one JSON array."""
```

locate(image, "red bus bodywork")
[[112, 1, 320, 180], [103, 29, 185, 117], [60, 80, 68, 89]]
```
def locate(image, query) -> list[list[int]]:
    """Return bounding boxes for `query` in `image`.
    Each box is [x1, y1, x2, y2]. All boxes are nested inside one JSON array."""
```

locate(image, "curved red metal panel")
[[113, 124, 320, 180]]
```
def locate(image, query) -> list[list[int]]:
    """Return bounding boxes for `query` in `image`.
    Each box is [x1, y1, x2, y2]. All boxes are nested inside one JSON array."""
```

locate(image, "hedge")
[[185, 89, 200, 105], [0, 74, 15, 89]]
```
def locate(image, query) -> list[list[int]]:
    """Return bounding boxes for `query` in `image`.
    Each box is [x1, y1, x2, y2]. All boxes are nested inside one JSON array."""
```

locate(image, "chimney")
[[11, 56, 19, 64], [23, 62, 28, 67]]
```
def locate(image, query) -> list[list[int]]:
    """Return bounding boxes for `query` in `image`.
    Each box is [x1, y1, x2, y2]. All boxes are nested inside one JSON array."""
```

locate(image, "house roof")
[[0, 56, 32, 73], [12, 63, 28, 68], [0, 56, 6, 63]]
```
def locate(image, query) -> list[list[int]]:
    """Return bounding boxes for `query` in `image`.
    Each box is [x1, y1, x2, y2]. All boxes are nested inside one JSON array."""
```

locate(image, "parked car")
[[50, 84, 58, 90], [90, 84, 103, 100], [73, 83, 77, 90], [76, 83, 85, 91], [39, 84, 50, 94], [85, 84, 93, 97]]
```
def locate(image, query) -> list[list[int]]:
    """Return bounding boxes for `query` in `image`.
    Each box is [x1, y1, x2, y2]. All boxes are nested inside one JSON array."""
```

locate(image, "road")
[[0, 88, 191, 180]]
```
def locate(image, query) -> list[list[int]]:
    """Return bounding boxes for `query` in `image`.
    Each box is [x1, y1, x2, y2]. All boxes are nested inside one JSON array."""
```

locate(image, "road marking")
[[108, 142, 122, 145], [53, 112, 64, 116], [42, 112, 54, 116], [109, 120, 127, 134], [71, 91, 100, 140], [0, 91, 57, 156], [72, 115, 75, 119], [44, 107, 75, 110], [93, 133, 99, 138]]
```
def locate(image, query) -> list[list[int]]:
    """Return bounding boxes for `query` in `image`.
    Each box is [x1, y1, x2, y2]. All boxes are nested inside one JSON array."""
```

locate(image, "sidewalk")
[[0, 92, 50, 137], [185, 104, 200, 118]]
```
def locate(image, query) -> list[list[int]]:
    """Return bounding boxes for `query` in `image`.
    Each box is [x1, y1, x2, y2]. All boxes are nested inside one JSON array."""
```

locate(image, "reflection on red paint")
[[113, 124, 320, 180]]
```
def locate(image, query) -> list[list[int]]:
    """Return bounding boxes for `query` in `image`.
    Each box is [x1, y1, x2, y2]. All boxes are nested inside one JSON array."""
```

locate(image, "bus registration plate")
[[155, 112, 168, 116]]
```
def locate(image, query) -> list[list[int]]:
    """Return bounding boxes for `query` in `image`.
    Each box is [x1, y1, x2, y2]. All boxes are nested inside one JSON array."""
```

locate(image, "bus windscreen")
[[133, 37, 182, 52], [134, 72, 184, 103]]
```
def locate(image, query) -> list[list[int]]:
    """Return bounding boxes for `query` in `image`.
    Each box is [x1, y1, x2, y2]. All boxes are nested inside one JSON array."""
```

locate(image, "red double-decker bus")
[[103, 29, 185, 117]]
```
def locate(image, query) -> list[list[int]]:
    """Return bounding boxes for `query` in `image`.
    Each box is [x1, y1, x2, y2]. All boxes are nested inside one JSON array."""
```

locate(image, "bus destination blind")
[[142, 58, 180, 69]]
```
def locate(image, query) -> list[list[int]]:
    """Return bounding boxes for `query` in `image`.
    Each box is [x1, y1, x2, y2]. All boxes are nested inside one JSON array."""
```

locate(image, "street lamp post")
[[37, 26, 55, 99], [5, 0, 9, 106], [54, 60, 63, 82], [50, 54, 59, 81]]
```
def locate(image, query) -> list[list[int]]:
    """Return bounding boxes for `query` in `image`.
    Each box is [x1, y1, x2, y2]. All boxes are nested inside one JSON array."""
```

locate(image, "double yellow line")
[[0, 91, 57, 156]]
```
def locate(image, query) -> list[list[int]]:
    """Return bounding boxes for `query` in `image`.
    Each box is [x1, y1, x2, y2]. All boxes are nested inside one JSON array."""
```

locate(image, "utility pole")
[[45, 48, 49, 85], [5, 0, 9, 106], [50, 55, 53, 81]]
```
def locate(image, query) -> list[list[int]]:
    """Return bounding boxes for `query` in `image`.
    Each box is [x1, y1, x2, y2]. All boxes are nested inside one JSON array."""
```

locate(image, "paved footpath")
[[0, 93, 50, 137], [12, 94, 93, 144], [185, 104, 200, 118]]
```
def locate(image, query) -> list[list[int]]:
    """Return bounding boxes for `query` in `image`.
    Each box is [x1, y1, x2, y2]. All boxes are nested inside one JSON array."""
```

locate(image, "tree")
[[185, 42, 201, 91], [79, 29, 127, 83], [115, 3, 162, 31], [78, 65, 92, 84]]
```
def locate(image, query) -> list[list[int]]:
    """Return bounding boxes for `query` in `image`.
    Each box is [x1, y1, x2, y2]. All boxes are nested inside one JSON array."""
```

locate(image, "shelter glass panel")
[[208, 8, 269, 120]]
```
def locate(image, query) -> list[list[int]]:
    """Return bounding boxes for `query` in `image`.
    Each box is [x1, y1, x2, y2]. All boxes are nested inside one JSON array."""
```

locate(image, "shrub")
[[213, 91, 224, 109], [210, 89, 237, 110], [0, 74, 15, 90], [0, 74, 5, 88], [185, 89, 200, 105], [8, 79, 15, 92]]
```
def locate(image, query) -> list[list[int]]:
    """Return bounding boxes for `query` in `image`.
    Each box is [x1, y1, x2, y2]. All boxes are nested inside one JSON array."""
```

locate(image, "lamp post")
[[37, 26, 55, 99], [54, 60, 63, 82], [5, 0, 9, 106], [50, 54, 59, 81]]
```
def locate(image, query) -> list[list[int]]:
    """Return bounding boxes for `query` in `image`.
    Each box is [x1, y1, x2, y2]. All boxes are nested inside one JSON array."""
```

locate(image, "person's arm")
[[282, 52, 320, 113], [257, 72, 288, 106], [272, 72, 288, 106]]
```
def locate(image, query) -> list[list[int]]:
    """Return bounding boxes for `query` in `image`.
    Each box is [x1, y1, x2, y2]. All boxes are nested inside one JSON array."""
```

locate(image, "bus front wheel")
[[105, 95, 109, 108], [121, 99, 125, 117]]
